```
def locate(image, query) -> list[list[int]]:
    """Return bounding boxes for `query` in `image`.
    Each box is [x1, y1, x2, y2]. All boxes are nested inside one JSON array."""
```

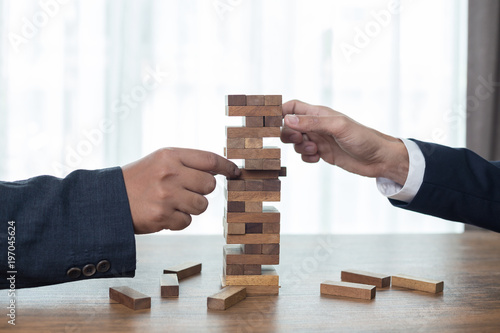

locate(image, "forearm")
[[0, 168, 137, 289]]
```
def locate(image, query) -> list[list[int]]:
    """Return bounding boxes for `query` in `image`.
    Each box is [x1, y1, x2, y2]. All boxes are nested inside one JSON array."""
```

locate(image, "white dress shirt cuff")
[[376, 139, 426, 203]]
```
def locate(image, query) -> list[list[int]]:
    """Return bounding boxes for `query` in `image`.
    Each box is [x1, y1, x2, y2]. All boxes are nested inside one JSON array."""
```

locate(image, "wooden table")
[[3, 232, 500, 332]]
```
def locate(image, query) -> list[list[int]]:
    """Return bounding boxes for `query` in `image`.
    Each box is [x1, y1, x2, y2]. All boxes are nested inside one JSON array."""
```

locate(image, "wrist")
[[381, 139, 409, 186]]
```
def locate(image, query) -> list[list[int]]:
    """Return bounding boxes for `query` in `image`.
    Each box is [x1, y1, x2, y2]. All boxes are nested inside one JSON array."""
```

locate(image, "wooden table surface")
[[3, 232, 500, 332]]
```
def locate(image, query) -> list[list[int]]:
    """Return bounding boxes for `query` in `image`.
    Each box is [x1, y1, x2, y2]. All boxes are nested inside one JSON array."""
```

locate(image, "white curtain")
[[0, 0, 467, 234]]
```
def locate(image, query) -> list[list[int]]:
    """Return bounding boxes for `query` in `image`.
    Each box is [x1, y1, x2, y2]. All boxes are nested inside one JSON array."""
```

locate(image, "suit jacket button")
[[67, 267, 81, 279], [96, 260, 110, 273], [82, 264, 96, 277]]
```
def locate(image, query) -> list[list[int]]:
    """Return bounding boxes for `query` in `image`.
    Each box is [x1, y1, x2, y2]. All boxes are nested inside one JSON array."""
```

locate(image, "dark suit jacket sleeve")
[[389, 139, 500, 232], [0, 167, 136, 289]]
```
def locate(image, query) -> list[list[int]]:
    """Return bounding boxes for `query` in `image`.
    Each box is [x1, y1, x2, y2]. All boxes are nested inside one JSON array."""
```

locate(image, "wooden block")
[[221, 276, 280, 296], [224, 244, 279, 264], [264, 116, 283, 127], [242, 244, 262, 254], [246, 95, 265, 106], [226, 148, 280, 159], [163, 262, 202, 280], [225, 264, 244, 275], [245, 202, 263, 212], [227, 201, 245, 212], [245, 223, 263, 234], [320, 281, 376, 300], [207, 286, 246, 310], [263, 179, 281, 191], [245, 180, 263, 191], [227, 191, 280, 202], [230, 169, 282, 180], [243, 264, 262, 275], [226, 206, 280, 223], [226, 95, 246, 106], [109, 287, 151, 310], [225, 266, 279, 286], [392, 274, 444, 293], [264, 95, 282, 106], [160, 274, 179, 298], [263, 223, 280, 234], [224, 221, 246, 235], [262, 159, 281, 170], [226, 138, 245, 149], [245, 138, 263, 149], [245, 116, 264, 127], [226, 105, 282, 117], [226, 233, 280, 244], [227, 180, 246, 191], [226, 127, 281, 138], [262, 244, 279, 255], [278, 167, 287, 177], [341, 270, 391, 288], [244, 159, 263, 169]]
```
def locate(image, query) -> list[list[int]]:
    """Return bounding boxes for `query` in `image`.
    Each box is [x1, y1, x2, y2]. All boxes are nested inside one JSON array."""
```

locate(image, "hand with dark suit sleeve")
[[0, 148, 239, 289], [281, 100, 500, 232]]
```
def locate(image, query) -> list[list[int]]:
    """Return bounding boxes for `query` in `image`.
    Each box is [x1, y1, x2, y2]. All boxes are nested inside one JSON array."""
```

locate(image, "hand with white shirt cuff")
[[281, 100, 417, 201]]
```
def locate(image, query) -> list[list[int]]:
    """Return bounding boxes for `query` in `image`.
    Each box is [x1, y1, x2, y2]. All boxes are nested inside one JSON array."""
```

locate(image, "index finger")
[[175, 148, 240, 178], [282, 99, 332, 117]]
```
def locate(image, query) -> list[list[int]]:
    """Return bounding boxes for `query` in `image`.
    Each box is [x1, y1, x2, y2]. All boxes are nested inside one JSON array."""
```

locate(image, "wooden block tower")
[[222, 94, 286, 296]]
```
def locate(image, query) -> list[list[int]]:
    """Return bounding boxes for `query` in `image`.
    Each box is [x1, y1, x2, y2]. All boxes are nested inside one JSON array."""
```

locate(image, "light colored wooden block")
[[262, 244, 279, 255], [163, 262, 202, 280], [109, 287, 151, 310], [224, 244, 279, 264], [221, 275, 280, 296], [224, 219, 246, 235], [320, 281, 376, 300], [226, 105, 282, 117], [264, 95, 282, 106], [262, 223, 280, 234], [160, 274, 179, 298], [244, 159, 263, 169], [226, 148, 281, 159], [244, 202, 263, 212], [227, 180, 245, 191], [226, 95, 246, 106], [226, 138, 245, 149], [262, 159, 281, 170], [226, 127, 281, 138], [246, 95, 265, 106], [226, 206, 279, 223], [207, 286, 246, 310], [392, 274, 444, 293], [245, 138, 263, 149], [341, 269, 391, 288], [226, 233, 280, 244], [227, 191, 280, 202], [224, 266, 279, 286]]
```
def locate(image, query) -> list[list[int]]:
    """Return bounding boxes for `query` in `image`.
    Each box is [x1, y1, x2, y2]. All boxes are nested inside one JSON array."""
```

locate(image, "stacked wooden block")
[[222, 94, 286, 296]]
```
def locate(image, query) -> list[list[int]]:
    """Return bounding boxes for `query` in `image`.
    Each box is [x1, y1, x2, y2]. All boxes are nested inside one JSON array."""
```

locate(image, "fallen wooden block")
[[341, 269, 391, 288], [320, 280, 376, 300], [163, 262, 202, 280], [109, 286, 151, 310], [392, 274, 444, 293], [207, 286, 246, 310], [160, 274, 179, 298]]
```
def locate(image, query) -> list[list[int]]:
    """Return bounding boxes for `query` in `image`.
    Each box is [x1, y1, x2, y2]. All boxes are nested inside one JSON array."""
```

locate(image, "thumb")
[[284, 114, 337, 136]]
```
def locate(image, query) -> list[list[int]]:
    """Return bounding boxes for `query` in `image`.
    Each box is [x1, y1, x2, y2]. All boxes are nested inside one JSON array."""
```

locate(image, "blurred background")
[[0, 0, 468, 234]]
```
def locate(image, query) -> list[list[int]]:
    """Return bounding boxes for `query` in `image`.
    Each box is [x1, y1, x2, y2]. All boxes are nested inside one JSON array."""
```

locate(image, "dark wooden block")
[[109, 286, 151, 310], [225, 264, 244, 275], [245, 116, 264, 127], [246, 95, 265, 105], [226, 95, 246, 106], [207, 286, 246, 310], [320, 281, 376, 300], [263, 179, 281, 191], [262, 223, 280, 234], [160, 274, 179, 298], [341, 270, 391, 288], [242, 244, 262, 254], [227, 201, 245, 212], [244, 264, 262, 275], [229, 169, 281, 180], [227, 180, 245, 191], [224, 245, 279, 264], [265, 116, 283, 127], [227, 191, 280, 202], [163, 262, 202, 280], [226, 206, 280, 223], [245, 223, 263, 234], [245, 180, 263, 191]]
